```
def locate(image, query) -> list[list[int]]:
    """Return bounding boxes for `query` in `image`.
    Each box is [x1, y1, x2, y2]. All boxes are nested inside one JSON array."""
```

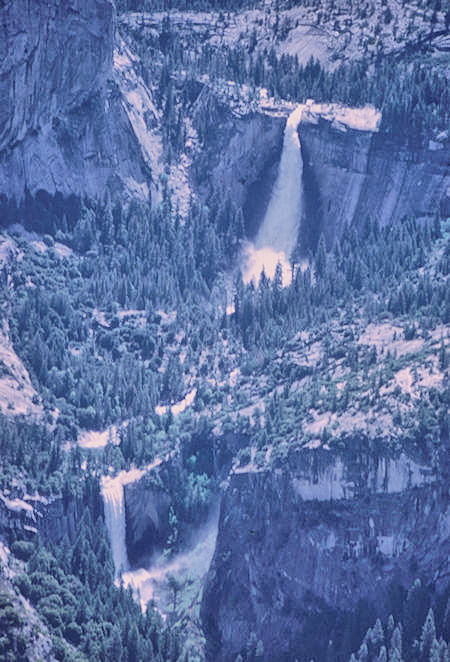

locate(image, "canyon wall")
[[299, 116, 449, 249], [124, 470, 172, 566], [0, 0, 155, 208], [0, 492, 85, 544], [194, 103, 449, 252], [191, 91, 285, 237], [201, 448, 450, 661]]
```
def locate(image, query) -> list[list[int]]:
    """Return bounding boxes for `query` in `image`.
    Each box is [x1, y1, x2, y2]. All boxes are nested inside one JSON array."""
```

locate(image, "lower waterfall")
[[244, 104, 304, 286], [100, 459, 169, 580], [101, 475, 129, 578]]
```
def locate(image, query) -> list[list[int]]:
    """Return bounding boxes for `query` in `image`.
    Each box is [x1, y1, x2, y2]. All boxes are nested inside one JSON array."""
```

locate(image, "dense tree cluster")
[[2, 198, 448, 482], [0, 416, 64, 495], [123, 7, 449, 144], [346, 580, 450, 662], [12, 513, 183, 662], [237, 578, 450, 661], [0, 591, 27, 662], [231, 217, 449, 350]]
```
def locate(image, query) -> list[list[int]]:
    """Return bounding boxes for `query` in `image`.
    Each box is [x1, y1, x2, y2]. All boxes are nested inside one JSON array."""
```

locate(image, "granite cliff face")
[[299, 115, 449, 249], [0, 491, 84, 544], [202, 448, 450, 661], [124, 469, 172, 566], [1, 0, 447, 238], [0, 0, 157, 207], [195, 101, 449, 251], [191, 91, 285, 236], [122, 438, 238, 566]]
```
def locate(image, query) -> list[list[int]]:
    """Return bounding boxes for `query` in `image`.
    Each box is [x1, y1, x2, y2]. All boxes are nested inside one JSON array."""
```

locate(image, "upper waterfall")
[[243, 104, 304, 286]]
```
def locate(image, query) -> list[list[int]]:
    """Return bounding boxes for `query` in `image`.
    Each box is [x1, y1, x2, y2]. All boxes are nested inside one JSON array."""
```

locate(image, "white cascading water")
[[243, 104, 304, 286], [122, 508, 220, 614], [101, 474, 129, 579], [100, 461, 165, 581]]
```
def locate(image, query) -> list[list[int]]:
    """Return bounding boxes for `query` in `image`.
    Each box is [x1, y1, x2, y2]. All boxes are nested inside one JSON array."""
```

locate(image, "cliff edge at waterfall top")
[[0, 1, 449, 661]]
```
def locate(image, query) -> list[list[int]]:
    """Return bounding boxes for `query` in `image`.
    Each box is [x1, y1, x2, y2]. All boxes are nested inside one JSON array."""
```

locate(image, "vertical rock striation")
[[201, 449, 450, 661], [0, 0, 156, 207], [299, 116, 449, 249]]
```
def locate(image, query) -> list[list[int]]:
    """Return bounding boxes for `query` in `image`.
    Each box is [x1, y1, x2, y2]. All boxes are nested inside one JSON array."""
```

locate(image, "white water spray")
[[122, 509, 219, 614], [243, 104, 304, 286]]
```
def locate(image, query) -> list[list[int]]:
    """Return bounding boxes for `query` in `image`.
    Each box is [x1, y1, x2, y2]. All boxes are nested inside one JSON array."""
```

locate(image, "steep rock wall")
[[36, 496, 85, 544], [195, 104, 448, 253], [122, 454, 188, 566], [0, 492, 84, 544], [122, 438, 239, 566], [0, 0, 155, 207], [191, 92, 285, 236], [201, 449, 450, 662], [299, 118, 449, 249], [124, 474, 171, 566]]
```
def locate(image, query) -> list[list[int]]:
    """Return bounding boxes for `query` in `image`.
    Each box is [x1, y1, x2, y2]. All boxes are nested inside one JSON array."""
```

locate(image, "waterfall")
[[243, 104, 304, 285], [100, 465, 153, 579], [101, 475, 128, 578], [122, 507, 220, 614]]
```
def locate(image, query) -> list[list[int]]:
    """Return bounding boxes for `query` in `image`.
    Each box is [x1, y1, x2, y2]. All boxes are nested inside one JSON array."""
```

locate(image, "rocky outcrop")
[[0, 494, 37, 536], [37, 496, 85, 544], [201, 448, 450, 662], [299, 116, 449, 249], [124, 473, 172, 566], [0, 0, 157, 211], [0, 491, 84, 544], [194, 99, 449, 252]]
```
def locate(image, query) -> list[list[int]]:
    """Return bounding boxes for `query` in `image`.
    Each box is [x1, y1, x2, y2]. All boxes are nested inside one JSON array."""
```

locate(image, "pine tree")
[[389, 648, 403, 662], [358, 642, 369, 662], [439, 339, 448, 370], [315, 233, 327, 278], [390, 625, 403, 659], [372, 618, 385, 649], [108, 625, 124, 662], [420, 609, 437, 661], [255, 639, 264, 660], [440, 639, 449, 662]]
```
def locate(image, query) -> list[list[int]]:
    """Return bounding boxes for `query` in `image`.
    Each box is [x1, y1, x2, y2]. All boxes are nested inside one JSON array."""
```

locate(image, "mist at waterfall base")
[[122, 510, 219, 615], [243, 105, 304, 287], [101, 466, 219, 616]]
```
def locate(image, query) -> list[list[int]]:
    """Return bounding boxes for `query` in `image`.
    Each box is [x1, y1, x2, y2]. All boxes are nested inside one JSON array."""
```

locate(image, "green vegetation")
[[236, 578, 450, 661], [1, 206, 448, 484], [0, 591, 26, 662], [347, 580, 450, 662], [0, 179, 448, 661], [11, 512, 183, 662], [121, 2, 449, 144]]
